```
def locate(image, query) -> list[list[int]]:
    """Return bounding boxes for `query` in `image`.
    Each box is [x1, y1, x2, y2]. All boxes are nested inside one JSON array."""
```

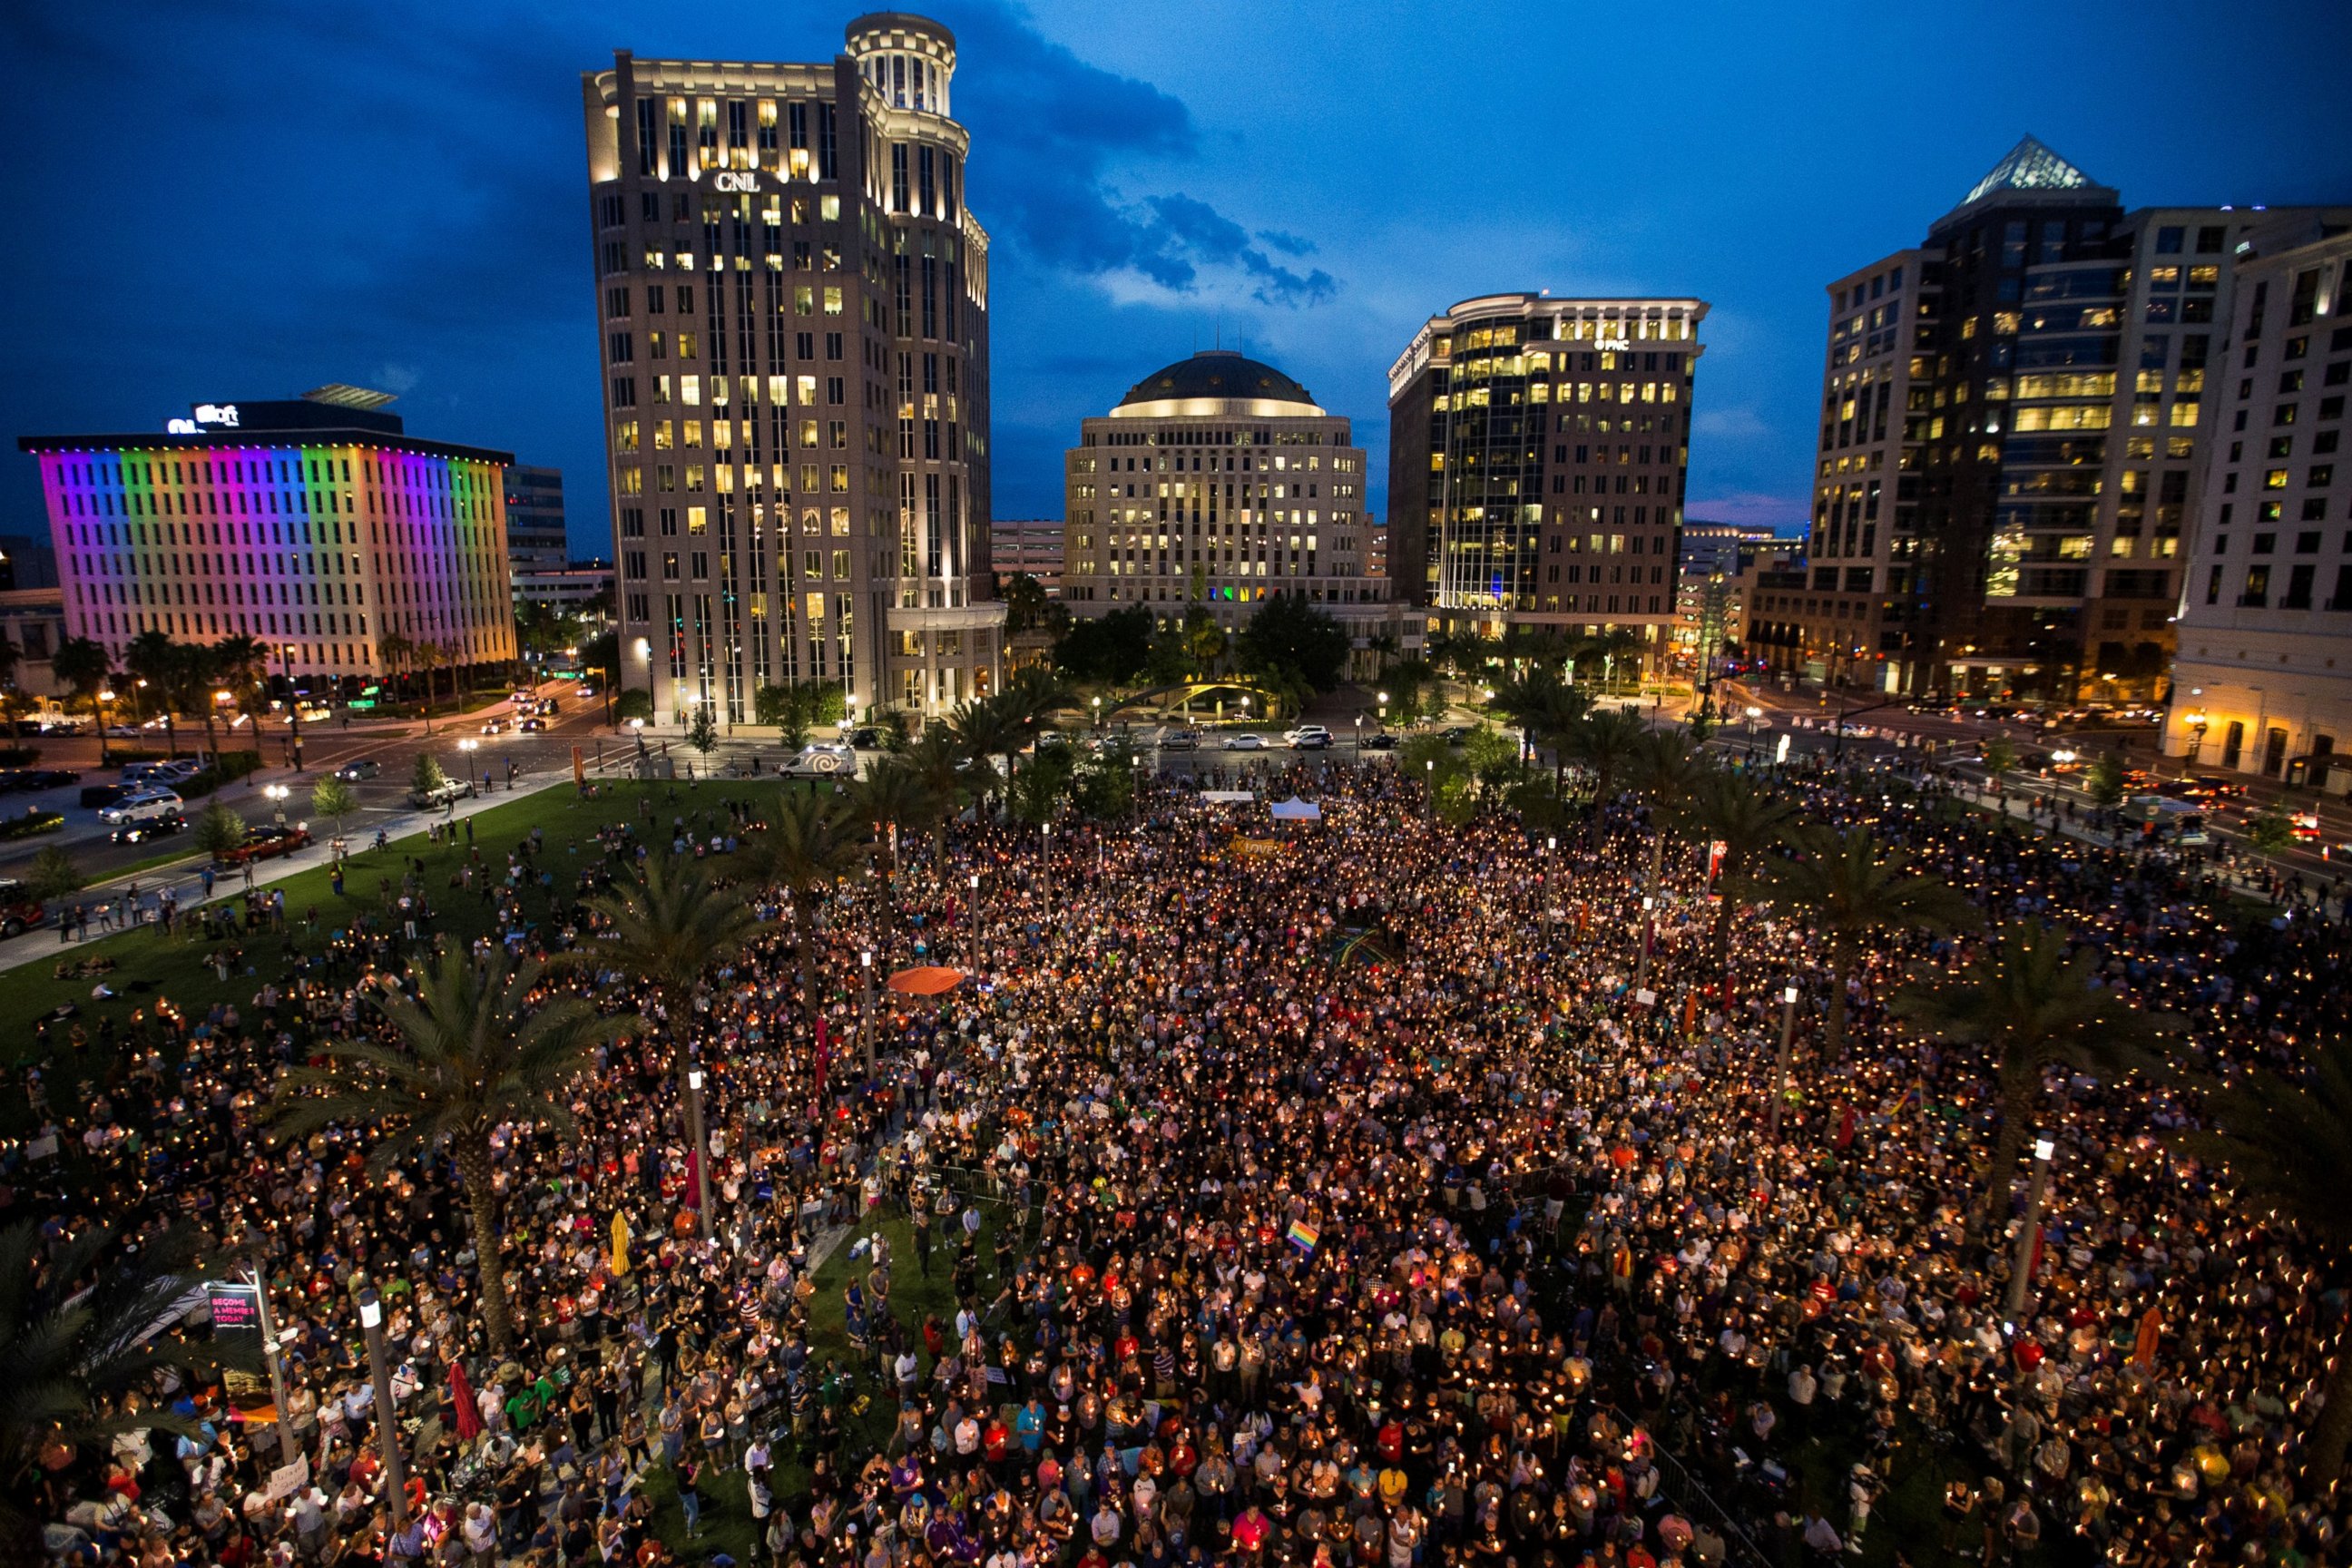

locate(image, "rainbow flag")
[[1286, 1220, 1320, 1253]]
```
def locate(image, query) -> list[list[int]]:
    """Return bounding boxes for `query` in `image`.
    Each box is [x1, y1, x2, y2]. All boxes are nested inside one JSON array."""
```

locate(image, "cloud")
[[1693, 405, 1769, 439], [1685, 491, 1810, 532], [955, 7, 1333, 308], [371, 363, 423, 396]]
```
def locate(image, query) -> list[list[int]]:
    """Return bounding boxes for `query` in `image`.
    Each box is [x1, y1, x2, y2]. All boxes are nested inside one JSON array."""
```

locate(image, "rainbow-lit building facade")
[[17, 389, 517, 689]]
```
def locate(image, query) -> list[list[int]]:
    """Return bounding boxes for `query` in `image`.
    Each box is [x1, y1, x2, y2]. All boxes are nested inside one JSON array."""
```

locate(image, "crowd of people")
[[5, 741, 2347, 1568]]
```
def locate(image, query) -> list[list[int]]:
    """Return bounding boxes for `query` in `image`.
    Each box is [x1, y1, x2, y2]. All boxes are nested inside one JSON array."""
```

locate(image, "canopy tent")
[[1269, 798, 1321, 821], [887, 965, 967, 996]]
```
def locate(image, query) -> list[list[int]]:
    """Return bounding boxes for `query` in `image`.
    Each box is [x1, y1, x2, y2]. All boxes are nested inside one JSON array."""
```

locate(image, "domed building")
[[1061, 350, 1410, 664]]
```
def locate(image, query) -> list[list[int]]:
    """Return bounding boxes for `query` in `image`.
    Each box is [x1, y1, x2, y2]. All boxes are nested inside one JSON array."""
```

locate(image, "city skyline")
[[5, 0, 2346, 558]]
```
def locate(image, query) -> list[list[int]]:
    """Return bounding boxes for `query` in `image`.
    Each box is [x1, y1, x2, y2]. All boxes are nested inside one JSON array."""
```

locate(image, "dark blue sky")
[[5, 1, 2347, 557]]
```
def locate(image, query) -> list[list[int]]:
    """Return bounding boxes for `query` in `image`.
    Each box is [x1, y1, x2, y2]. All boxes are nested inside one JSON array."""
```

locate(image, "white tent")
[[1269, 798, 1322, 821]]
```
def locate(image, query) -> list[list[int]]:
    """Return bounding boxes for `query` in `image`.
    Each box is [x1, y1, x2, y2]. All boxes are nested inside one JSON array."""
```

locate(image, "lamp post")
[[97, 687, 116, 767], [1634, 895, 1656, 997], [1041, 819, 1052, 903], [1424, 757, 1435, 820], [684, 1065, 713, 1241], [2181, 708, 2209, 773], [1543, 834, 1556, 945], [968, 871, 982, 972], [860, 949, 876, 1075], [1091, 695, 1102, 730], [1745, 705, 1763, 761], [2009, 1135, 2056, 1318], [1353, 712, 1364, 757], [280, 644, 304, 771], [1769, 982, 1799, 1139], [265, 783, 289, 828], [1377, 691, 1389, 731], [458, 736, 478, 792], [355, 1288, 407, 1530], [246, 1268, 297, 1456]]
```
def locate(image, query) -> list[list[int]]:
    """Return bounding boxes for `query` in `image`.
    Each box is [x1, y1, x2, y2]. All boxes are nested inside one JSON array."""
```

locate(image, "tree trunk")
[[1981, 1072, 2039, 1226], [454, 1138, 513, 1355], [795, 897, 818, 1024], [1824, 943, 1851, 1061]]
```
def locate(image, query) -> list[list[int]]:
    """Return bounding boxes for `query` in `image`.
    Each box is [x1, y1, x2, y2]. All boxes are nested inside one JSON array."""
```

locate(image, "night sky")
[[5, 1, 2346, 559]]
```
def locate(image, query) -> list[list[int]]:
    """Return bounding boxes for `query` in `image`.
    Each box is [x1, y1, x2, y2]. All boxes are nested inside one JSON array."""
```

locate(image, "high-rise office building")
[[1387, 293, 1710, 672], [16, 387, 516, 690], [1062, 350, 1384, 630], [582, 13, 1003, 725], [2165, 213, 2352, 789], [1797, 136, 2347, 701], [504, 465, 569, 576]]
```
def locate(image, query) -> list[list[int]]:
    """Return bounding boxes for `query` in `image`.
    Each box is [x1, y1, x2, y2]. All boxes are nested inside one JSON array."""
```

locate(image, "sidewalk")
[[0, 768, 582, 980]]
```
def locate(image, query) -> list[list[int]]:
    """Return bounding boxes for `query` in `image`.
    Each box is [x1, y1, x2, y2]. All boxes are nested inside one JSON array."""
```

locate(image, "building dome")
[[1109, 350, 1323, 418]]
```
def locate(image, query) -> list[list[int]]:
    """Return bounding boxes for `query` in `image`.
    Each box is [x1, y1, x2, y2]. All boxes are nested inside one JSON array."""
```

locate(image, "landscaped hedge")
[[0, 747, 39, 767], [0, 808, 64, 840]]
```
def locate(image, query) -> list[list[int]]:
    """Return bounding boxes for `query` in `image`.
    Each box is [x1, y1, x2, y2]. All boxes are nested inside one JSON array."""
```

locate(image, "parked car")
[[782, 742, 858, 777], [216, 824, 313, 865], [17, 769, 79, 789], [0, 878, 44, 937], [99, 789, 185, 826], [409, 778, 476, 808], [1359, 732, 1401, 751], [1220, 732, 1269, 751], [113, 810, 187, 845], [121, 760, 201, 787], [845, 727, 883, 749], [333, 759, 381, 781], [1436, 726, 1472, 746], [1283, 726, 1333, 750], [81, 782, 133, 810], [1157, 729, 1200, 752]]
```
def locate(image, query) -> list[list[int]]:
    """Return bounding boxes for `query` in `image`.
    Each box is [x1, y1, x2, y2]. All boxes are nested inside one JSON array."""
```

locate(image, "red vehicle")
[[215, 824, 313, 866], [0, 877, 44, 937]]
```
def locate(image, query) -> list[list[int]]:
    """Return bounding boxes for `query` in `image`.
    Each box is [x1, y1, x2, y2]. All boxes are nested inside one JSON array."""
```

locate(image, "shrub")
[[0, 808, 64, 840], [0, 746, 40, 767], [24, 846, 83, 900]]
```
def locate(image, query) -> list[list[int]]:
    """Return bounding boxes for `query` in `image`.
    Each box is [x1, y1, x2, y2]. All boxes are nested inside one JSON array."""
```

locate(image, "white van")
[[100, 789, 185, 826]]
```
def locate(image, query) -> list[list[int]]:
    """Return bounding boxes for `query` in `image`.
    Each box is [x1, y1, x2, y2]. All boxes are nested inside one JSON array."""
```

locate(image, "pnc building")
[[18, 387, 517, 692], [582, 11, 1004, 726]]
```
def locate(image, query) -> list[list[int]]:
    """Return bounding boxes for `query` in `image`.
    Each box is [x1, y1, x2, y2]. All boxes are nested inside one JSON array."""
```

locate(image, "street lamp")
[[2009, 1135, 2057, 1318], [968, 871, 982, 971], [1543, 834, 1556, 944], [355, 1289, 408, 1530], [683, 1066, 713, 1240], [97, 687, 116, 767], [1424, 757, 1435, 820], [2181, 709, 2209, 768], [280, 644, 304, 771], [1377, 691, 1389, 730], [1634, 895, 1656, 997], [861, 949, 877, 1074], [1744, 705, 1763, 761], [264, 782, 289, 827], [1091, 695, 1102, 730], [1769, 983, 1799, 1139], [1353, 712, 1364, 756]]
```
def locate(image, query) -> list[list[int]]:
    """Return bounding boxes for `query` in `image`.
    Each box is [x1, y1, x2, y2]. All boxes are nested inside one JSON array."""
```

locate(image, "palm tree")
[[903, 728, 968, 860], [1896, 918, 2177, 1220], [1684, 769, 1797, 974], [271, 949, 632, 1354], [1489, 668, 1591, 791], [573, 855, 761, 1033], [169, 642, 224, 767], [946, 697, 1022, 813], [1768, 823, 1979, 1059], [51, 637, 114, 764], [377, 631, 416, 713], [0, 1220, 247, 1564], [2172, 1035, 2352, 1480], [753, 788, 869, 1010], [1563, 708, 1649, 814], [1628, 730, 1705, 889], [212, 633, 268, 736], [0, 630, 20, 693], [123, 630, 181, 755], [1573, 627, 1648, 692], [851, 756, 942, 880]]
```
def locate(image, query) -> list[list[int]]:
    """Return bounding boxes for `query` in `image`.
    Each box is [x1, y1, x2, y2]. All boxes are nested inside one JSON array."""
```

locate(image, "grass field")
[[3, 777, 826, 1123]]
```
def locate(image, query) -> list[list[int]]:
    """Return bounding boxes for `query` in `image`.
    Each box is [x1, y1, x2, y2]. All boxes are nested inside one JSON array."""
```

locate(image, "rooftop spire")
[[1962, 135, 2099, 207]]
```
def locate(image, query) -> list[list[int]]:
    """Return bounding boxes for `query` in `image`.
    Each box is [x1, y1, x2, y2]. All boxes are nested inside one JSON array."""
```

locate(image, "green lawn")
[[3, 777, 820, 1123]]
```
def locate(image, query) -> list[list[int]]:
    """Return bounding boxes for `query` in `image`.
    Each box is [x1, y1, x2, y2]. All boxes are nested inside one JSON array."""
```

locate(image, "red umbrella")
[[447, 1357, 484, 1443], [887, 965, 967, 996]]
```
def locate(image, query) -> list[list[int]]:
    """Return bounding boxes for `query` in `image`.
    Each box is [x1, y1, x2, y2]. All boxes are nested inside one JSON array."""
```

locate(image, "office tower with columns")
[[582, 11, 1002, 725], [2165, 212, 2352, 789], [1386, 293, 1710, 673]]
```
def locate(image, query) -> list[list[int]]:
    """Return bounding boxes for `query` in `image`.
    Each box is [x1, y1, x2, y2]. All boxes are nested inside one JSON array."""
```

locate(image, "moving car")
[[781, 741, 858, 777], [99, 789, 185, 826], [215, 824, 313, 865], [113, 810, 187, 844], [0, 878, 43, 937], [1157, 729, 1200, 752], [1283, 726, 1333, 750], [519, 717, 547, 732], [333, 759, 381, 781], [1220, 732, 1269, 751], [480, 718, 509, 735], [1359, 732, 1401, 751]]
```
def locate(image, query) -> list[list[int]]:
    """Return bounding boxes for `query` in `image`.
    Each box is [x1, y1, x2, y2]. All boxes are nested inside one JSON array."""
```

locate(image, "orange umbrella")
[[887, 965, 968, 996]]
